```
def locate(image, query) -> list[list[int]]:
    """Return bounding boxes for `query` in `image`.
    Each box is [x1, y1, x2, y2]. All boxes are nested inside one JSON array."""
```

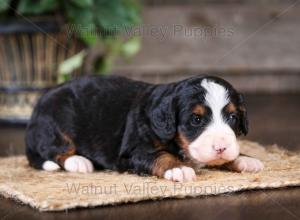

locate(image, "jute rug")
[[0, 140, 299, 211]]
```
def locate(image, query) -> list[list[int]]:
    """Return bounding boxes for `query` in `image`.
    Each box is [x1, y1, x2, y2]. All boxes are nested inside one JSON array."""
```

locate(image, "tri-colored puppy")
[[26, 75, 263, 182]]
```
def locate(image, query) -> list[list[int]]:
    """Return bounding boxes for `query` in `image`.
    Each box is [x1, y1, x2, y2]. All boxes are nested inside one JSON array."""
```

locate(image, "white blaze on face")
[[188, 79, 240, 165]]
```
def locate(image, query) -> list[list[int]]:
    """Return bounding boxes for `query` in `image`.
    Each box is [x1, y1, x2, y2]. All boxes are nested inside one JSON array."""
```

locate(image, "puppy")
[[26, 75, 263, 182]]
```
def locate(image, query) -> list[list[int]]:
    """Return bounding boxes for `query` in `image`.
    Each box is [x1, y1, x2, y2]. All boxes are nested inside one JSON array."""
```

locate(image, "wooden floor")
[[0, 93, 299, 219]]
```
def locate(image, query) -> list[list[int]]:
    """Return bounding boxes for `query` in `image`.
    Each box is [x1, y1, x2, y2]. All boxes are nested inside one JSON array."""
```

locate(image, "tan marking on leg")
[[152, 152, 182, 178], [153, 140, 167, 150], [56, 147, 76, 166], [55, 133, 76, 166]]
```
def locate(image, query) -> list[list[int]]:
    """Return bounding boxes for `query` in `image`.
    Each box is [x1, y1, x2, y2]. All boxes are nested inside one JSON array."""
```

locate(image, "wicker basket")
[[0, 17, 85, 123]]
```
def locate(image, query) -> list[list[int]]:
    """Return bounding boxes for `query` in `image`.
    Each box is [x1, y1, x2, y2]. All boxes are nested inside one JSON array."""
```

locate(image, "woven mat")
[[0, 140, 299, 212]]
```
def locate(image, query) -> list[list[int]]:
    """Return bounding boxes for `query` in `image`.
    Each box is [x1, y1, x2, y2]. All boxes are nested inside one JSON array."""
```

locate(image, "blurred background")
[[0, 1, 300, 219], [0, 1, 299, 155]]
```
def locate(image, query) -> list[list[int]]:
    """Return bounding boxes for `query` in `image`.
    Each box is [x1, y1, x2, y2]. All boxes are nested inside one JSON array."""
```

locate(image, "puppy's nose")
[[213, 139, 227, 154], [214, 146, 227, 154]]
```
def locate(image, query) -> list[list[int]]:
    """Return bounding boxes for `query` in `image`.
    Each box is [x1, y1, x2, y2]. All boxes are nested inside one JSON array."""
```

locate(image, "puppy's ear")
[[150, 96, 176, 141], [238, 94, 249, 135]]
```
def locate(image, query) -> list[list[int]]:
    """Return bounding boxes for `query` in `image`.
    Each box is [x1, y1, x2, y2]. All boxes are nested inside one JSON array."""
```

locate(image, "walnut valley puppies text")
[[65, 182, 239, 196]]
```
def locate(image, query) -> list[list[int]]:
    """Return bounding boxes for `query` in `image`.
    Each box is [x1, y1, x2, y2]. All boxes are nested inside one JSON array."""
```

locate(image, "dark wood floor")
[[0, 93, 299, 220]]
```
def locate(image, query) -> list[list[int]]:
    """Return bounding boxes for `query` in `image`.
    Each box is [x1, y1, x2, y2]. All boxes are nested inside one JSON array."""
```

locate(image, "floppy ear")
[[150, 96, 176, 141], [238, 94, 249, 135]]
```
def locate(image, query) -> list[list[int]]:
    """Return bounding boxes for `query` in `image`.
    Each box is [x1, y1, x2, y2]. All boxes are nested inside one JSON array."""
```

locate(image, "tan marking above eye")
[[192, 104, 206, 115], [226, 103, 237, 113]]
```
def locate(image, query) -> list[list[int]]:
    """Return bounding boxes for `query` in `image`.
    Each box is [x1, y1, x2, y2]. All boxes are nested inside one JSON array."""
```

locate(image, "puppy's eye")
[[229, 113, 238, 122], [191, 114, 202, 126]]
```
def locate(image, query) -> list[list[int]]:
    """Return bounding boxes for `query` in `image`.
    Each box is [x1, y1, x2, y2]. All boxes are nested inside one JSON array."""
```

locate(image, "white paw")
[[42, 161, 60, 171], [230, 156, 264, 173], [164, 166, 196, 182], [64, 155, 94, 173]]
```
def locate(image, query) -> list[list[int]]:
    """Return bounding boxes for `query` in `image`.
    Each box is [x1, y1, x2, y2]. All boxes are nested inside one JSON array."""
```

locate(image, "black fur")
[[25, 75, 248, 175]]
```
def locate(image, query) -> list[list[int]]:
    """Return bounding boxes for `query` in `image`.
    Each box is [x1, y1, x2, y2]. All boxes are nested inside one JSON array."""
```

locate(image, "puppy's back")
[[25, 75, 150, 169]]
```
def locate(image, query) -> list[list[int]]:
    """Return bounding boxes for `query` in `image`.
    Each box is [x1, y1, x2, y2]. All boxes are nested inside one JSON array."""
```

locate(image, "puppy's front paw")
[[64, 155, 94, 173], [164, 166, 196, 182], [228, 156, 264, 173], [42, 160, 61, 171]]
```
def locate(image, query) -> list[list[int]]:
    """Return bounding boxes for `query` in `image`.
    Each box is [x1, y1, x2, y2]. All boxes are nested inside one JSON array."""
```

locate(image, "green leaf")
[[58, 50, 87, 83], [121, 36, 141, 58], [94, 0, 141, 35], [78, 30, 98, 45], [64, 2, 98, 45], [96, 55, 114, 74], [70, 0, 93, 8], [0, 0, 11, 13], [63, 0, 141, 44], [17, 0, 59, 15]]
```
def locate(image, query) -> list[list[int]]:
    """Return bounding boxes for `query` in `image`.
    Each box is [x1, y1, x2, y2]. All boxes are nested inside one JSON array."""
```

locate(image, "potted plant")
[[0, 0, 141, 123]]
